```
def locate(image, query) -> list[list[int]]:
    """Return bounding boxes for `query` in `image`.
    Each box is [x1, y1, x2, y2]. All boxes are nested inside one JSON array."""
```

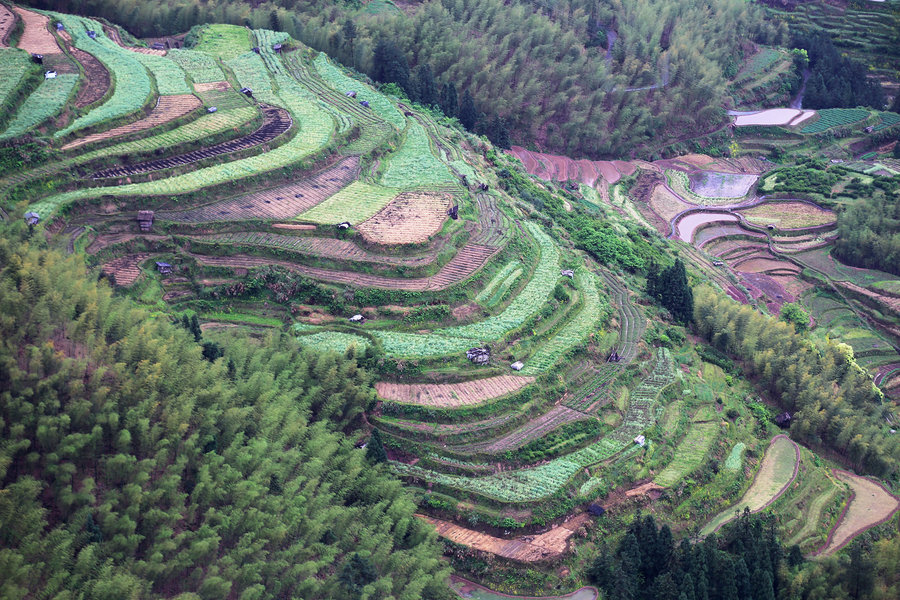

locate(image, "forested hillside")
[[0, 232, 451, 599], [22, 0, 783, 158]]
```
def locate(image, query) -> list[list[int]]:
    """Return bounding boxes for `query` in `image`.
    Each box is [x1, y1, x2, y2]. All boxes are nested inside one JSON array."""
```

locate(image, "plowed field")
[[69, 47, 110, 108], [420, 513, 590, 562], [100, 253, 152, 286], [160, 156, 359, 222], [62, 94, 201, 150], [376, 375, 534, 406], [357, 192, 451, 245], [457, 406, 590, 454], [817, 470, 900, 555], [14, 8, 62, 55]]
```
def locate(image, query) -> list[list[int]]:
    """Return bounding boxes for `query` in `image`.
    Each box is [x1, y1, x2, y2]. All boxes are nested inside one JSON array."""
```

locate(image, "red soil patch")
[[421, 513, 591, 562], [13, 7, 61, 55], [62, 94, 201, 150], [376, 375, 534, 407], [613, 160, 636, 177], [595, 161, 620, 184]]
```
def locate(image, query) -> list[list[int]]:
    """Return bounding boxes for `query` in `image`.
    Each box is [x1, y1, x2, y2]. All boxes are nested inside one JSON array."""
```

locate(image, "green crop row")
[[874, 112, 900, 132], [475, 261, 522, 305], [0, 50, 35, 111], [725, 442, 746, 471], [226, 52, 278, 105], [441, 221, 560, 339], [653, 422, 719, 487], [370, 331, 473, 358], [521, 269, 603, 374], [48, 13, 153, 138], [297, 181, 396, 224], [31, 58, 334, 216], [194, 24, 252, 60], [0, 74, 79, 140], [800, 108, 870, 134], [167, 49, 226, 84], [313, 53, 405, 129], [380, 122, 455, 188], [130, 52, 191, 95], [297, 331, 370, 353]]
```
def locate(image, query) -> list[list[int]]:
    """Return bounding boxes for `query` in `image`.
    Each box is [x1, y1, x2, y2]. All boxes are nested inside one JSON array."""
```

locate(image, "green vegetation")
[[167, 49, 226, 83], [193, 23, 252, 60], [380, 122, 455, 188], [129, 51, 191, 95], [0, 239, 451, 599], [0, 74, 78, 139], [800, 108, 871, 134], [49, 13, 153, 138], [298, 181, 395, 224], [313, 53, 405, 130], [654, 422, 719, 487]]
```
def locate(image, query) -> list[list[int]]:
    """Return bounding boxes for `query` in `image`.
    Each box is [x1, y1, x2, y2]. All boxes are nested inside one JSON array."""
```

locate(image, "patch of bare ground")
[[13, 7, 61, 55], [193, 81, 230, 93], [69, 47, 111, 108], [376, 375, 534, 407], [454, 406, 589, 454], [816, 470, 900, 556], [100, 253, 153, 286], [271, 223, 316, 230], [357, 191, 451, 245], [420, 513, 591, 562], [62, 94, 202, 150], [86, 233, 168, 255], [159, 156, 359, 223]]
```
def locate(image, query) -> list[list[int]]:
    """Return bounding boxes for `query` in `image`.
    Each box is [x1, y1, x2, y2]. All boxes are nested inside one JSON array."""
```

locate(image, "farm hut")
[[713, 261, 724, 266], [478, 183, 489, 191], [24, 212, 40, 226], [137, 210, 154, 232], [346, 91, 357, 98], [360, 100, 370, 108], [31, 53, 43, 64], [44, 71, 57, 79], [775, 412, 792, 428], [466, 347, 490, 366], [273, 43, 283, 53], [207, 106, 217, 113], [766, 224, 776, 230], [448, 205, 459, 220], [510, 361, 524, 371], [864, 126, 874, 134], [588, 504, 606, 517], [404, 111, 414, 117], [155, 262, 173, 275], [349, 314, 365, 323], [55, 22, 64, 31], [240, 87, 253, 97], [252, 46, 260, 54], [561, 269, 575, 278], [337, 222, 351, 230], [633, 435, 646, 447], [151, 42, 166, 50], [608, 348, 620, 363], [87, 30, 97, 38]]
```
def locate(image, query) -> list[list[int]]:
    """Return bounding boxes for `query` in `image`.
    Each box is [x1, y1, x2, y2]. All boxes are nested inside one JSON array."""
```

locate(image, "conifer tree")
[[459, 89, 478, 130], [415, 63, 438, 106], [366, 428, 387, 464], [440, 83, 458, 117]]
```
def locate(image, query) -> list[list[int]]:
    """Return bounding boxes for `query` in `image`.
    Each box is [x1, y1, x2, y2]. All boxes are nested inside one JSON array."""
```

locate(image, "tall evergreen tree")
[[459, 89, 478, 130], [372, 39, 410, 92], [366, 428, 387, 464], [440, 83, 458, 117], [414, 63, 438, 106]]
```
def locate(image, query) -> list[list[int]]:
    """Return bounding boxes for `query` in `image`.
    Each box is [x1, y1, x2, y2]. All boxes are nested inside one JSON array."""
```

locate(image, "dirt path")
[[453, 405, 590, 454], [815, 470, 900, 555], [420, 513, 591, 562], [13, 7, 62, 55], [88, 104, 290, 178], [63, 94, 201, 150]]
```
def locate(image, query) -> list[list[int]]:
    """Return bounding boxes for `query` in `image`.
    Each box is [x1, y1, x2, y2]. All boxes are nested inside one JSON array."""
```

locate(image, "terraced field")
[[357, 192, 452, 245], [376, 375, 535, 407]]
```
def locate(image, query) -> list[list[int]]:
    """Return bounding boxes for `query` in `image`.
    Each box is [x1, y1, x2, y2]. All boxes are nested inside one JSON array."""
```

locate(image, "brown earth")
[[357, 191, 451, 245], [420, 513, 591, 562], [816, 470, 900, 555], [193, 81, 230, 93], [100, 253, 153, 286], [13, 7, 62, 55], [376, 375, 534, 407], [62, 94, 202, 150]]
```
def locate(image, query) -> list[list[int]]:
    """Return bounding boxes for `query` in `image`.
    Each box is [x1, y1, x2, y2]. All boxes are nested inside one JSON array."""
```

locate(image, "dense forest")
[[693, 286, 899, 478], [22, 0, 785, 158], [0, 230, 451, 599], [792, 31, 885, 110], [833, 189, 900, 277]]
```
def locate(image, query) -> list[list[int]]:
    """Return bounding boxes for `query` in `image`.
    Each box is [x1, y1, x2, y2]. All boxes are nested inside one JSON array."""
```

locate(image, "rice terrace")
[[0, 0, 899, 598]]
